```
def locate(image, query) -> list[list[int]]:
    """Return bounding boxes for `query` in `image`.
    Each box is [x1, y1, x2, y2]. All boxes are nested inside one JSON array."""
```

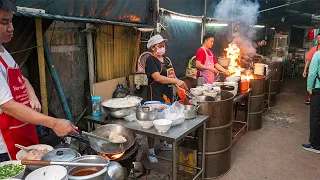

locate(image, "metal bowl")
[[136, 106, 157, 121], [102, 106, 137, 119], [101, 96, 142, 118]]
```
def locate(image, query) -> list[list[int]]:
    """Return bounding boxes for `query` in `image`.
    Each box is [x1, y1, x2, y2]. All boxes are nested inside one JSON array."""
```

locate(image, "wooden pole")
[[35, 18, 48, 115]]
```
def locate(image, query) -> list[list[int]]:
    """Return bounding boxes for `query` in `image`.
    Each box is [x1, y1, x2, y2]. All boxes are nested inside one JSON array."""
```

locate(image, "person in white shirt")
[[0, 0, 78, 161]]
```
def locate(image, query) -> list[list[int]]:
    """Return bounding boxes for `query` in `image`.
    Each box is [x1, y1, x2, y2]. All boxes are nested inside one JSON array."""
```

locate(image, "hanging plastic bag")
[[157, 102, 185, 126], [185, 56, 197, 79]]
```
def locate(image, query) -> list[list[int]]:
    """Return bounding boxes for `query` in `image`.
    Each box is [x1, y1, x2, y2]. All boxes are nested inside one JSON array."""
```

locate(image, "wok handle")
[[81, 131, 111, 142], [67, 134, 89, 143], [21, 160, 51, 166]]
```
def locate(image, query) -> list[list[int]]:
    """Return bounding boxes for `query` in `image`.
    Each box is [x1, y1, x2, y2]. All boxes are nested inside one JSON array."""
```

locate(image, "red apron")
[[0, 56, 39, 160]]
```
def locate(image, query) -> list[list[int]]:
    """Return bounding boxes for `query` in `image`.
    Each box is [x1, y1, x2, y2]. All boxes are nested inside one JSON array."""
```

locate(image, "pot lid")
[[41, 148, 79, 162]]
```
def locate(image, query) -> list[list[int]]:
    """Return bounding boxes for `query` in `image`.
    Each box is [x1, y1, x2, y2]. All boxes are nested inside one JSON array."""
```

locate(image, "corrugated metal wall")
[[96, 24, 138, 82]]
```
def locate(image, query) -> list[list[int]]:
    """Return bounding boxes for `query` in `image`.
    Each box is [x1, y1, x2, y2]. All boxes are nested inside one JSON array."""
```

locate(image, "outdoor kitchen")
[[0, 0, 319, 180]]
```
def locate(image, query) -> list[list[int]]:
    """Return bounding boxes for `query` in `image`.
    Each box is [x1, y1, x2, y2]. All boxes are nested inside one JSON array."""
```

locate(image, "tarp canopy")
[[16, 0, 152, 25], [161, 15, 202, 78], [160, 0, 320, 26]]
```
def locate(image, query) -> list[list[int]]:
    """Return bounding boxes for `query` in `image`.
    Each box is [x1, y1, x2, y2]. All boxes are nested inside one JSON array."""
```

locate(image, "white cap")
[[147, 34, 167, 49]]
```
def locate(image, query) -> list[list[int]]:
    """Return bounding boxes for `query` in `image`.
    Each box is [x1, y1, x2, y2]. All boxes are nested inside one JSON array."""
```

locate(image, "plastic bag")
[[124, 113, 137, 122], [112, 84, 130, 98], [157, 102, 185, 126], [185, 56, 197, 79]]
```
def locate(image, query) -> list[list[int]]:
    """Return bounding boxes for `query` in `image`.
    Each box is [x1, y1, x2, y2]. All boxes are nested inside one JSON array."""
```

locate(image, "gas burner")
[[81, 142, 143, 178], [99, 152, 125, 161]]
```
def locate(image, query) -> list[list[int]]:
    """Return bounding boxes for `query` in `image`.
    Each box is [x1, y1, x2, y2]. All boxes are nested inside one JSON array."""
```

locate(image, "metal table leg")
[[172, 141, 177, 180], [87, 122, 91, 132], [201, 122, 206, 180]]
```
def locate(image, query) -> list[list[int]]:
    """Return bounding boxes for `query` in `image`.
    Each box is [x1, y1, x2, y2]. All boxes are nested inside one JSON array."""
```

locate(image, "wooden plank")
[[93, 77, 127, 101], [35, 18, 48, 115]]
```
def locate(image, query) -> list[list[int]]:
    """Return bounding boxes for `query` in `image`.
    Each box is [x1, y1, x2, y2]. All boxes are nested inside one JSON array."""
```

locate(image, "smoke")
[[213, 0, 260, 57]]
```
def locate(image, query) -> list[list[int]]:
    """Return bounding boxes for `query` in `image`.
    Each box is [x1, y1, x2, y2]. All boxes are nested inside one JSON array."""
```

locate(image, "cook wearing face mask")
[[145, 34, 188, 102], [145, 34, 188, 164]]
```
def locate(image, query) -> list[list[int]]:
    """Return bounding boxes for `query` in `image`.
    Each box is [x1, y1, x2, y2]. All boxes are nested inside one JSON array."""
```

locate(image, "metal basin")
[[136, 106, 157, 121], [102, 106, 137, 118]]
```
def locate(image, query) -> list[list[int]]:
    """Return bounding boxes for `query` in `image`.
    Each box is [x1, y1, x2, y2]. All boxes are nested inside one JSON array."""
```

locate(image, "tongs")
[[176, 85, 192, 105]]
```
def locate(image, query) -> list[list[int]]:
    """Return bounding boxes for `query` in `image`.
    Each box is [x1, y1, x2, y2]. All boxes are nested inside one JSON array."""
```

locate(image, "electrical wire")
[[236, 0, 307, 19], [10, 28, 81, 55]]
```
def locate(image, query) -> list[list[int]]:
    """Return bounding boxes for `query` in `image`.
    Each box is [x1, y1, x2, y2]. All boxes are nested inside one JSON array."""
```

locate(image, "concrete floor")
[[145, 76, 320, 180]]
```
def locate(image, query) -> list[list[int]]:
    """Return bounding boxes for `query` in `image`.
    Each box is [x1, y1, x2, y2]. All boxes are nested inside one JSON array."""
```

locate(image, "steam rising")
[[214, 0, 260, 57]]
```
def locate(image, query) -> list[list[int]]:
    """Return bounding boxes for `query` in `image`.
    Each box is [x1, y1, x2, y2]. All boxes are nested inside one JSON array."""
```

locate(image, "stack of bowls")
[[136, 107, 158, 129]]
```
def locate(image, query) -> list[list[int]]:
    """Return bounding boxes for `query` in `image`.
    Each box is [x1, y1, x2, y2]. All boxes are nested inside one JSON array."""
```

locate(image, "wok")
[[69, 124, 136, 154]]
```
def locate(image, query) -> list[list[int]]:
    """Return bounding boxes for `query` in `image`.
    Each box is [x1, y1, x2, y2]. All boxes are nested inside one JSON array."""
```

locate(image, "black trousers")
[[0, 153, 9, 162], [309, 89, 320, 149]]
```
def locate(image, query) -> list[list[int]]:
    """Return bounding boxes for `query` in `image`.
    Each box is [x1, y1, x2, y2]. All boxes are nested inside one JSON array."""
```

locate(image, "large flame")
[[225, 43, 241, 76], [241, 72, 254, 81], [99, 152, 125, 160], [225, 42, 255, 81]]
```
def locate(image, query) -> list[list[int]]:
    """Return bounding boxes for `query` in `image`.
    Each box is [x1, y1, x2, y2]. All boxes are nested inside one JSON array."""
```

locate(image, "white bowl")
[[213, 87, 221, 94], [190, 88, 203, 96], [226, 76, 240, 82], [203, 84, 213, 91], [0, 160, 26, 179], [16, 144, 54, 171], [153, 119, 172, 133], [224, 82, 238, 94], [137, 120, 154, 129], [26, 165, 67, 180]]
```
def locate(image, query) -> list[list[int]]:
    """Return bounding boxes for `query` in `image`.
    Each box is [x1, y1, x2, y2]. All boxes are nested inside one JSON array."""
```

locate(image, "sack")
[[185, 56, 197, 79], [112, 84, 130, 98]]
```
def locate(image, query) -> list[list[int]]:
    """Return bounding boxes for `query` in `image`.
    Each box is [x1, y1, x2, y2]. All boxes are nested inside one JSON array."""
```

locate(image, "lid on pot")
[[42, 148, 79, 162]]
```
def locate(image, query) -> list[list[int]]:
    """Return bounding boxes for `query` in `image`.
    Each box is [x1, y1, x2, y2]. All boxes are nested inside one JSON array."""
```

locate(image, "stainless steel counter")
[[84, 115, 209, 180]]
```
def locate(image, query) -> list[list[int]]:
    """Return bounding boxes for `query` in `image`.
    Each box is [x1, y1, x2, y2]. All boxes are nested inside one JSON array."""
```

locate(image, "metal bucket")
[[197, 91, 234, 178], [249, 74, 265, 130]]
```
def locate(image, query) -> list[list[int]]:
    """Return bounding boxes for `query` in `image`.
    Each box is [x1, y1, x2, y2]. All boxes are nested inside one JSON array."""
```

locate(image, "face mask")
[[156, 47, 166, 56]]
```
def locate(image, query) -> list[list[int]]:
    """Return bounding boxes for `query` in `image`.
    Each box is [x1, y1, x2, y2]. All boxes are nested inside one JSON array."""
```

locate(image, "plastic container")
[[240, 80, 249, 94], [254, 63, 265, 75], [92, 96, 101, 117]]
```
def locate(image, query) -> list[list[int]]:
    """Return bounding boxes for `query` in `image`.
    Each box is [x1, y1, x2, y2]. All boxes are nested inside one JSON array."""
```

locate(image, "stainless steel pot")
[[136, 106, 157, 121], [67, 155, 125, 180], [183, 105, 199, 119]]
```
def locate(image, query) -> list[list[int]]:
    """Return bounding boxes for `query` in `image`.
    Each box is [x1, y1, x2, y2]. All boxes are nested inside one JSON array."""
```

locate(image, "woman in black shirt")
[[145, 34, 188, 163], [145, 35, 188, 102]]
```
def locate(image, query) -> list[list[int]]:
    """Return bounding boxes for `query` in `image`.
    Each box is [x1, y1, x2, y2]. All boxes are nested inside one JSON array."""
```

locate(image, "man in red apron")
[[196, 34, 230, 84], [0, 0, 78, 161]]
